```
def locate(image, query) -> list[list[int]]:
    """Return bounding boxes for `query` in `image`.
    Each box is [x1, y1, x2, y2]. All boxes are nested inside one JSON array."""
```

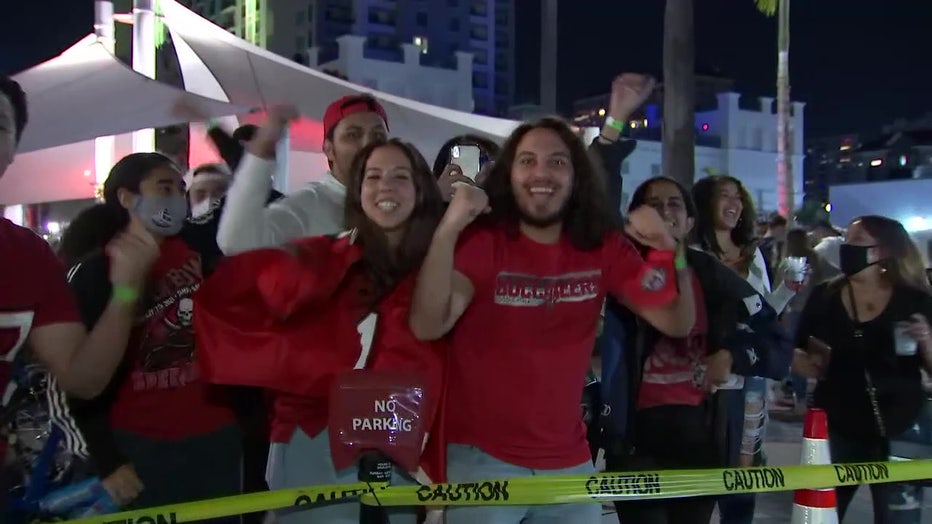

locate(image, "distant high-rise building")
[[183, 0, 515, 116], [803, 134, 860, 203]]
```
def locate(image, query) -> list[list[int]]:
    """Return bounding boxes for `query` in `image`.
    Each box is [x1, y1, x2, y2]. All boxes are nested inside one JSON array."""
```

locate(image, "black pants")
[[830, 432, 893, 524], [607, 405, 719, 524], [114, 425, 242, 524]]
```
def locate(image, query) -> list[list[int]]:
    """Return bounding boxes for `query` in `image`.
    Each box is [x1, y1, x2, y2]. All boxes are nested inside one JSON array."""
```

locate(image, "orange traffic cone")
[[791, 408, 838, 524]]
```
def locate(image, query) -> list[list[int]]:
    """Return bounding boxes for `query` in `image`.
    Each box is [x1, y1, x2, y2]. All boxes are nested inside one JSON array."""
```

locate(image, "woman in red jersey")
[[194, 139, 447, 524]]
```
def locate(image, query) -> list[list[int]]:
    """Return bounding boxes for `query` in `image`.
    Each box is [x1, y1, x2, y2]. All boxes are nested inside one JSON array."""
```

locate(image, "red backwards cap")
[[323, 94, 389, 140]]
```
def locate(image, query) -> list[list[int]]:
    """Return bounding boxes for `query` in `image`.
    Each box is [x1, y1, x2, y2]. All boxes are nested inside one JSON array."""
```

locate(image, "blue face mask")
[[134, 194, 188, 237]]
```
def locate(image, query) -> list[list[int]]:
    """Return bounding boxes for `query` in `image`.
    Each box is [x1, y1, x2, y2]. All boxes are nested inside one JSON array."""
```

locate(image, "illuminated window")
[[413, 36, 429, 54]]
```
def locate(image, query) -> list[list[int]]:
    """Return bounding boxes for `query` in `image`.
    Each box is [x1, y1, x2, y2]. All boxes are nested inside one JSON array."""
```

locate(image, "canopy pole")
[[94, 1, 116, 197], [132, 0, 157, 153]]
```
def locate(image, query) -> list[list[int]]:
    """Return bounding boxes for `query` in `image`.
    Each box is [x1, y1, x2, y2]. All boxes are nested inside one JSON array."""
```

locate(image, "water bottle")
[[38, 477, 117, 517]]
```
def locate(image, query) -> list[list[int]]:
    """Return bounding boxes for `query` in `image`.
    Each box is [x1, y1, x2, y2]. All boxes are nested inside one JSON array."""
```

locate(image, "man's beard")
[[517, 201, 567, 229]]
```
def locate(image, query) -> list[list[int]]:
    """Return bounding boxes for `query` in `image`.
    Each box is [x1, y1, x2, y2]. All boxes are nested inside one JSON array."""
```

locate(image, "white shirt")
[[217, 153, 347, 254]]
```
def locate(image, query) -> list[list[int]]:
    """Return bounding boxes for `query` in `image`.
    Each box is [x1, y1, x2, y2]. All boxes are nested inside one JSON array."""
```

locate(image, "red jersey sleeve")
[[602, 233, 678, 308], [26, 233, 81, 328], [453, 225, 495, 284]]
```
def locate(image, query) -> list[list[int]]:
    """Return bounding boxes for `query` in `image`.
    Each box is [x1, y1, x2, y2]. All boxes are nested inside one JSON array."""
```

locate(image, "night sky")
[[1, 0, 930, 140]]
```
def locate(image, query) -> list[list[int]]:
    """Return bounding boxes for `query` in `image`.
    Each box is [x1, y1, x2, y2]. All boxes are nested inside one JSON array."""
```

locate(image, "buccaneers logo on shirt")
[[140, 296, 196, 372], [132, 252, 202, 391]]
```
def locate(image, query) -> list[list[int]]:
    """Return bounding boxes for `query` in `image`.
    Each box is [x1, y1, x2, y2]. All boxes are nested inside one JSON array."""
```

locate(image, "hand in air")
[[441, 183, 490, 234], [248, 104, 300, 159], [609, 73, 657, 119], [625, 206, 677, 252], [107, 229, 160, 290]]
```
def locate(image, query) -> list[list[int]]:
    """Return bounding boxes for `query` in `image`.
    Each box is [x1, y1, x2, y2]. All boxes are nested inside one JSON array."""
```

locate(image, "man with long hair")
[[409, 116, 696, 523]]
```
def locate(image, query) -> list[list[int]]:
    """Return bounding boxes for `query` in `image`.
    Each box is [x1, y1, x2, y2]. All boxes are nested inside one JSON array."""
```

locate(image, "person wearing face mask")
[[217, 96, 390, 255], [792, 215, 932, 523], [186, 163, 232, 219], [52, 153, 241, 519], [604, 176, 791, 524]]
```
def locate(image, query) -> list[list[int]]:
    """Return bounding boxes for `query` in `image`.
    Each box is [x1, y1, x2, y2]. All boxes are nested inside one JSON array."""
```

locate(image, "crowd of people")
[[1, 68, 930, 524]]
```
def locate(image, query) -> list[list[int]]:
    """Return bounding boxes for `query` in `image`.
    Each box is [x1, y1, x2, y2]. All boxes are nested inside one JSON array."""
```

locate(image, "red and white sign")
[[328, 369, 430, 472]]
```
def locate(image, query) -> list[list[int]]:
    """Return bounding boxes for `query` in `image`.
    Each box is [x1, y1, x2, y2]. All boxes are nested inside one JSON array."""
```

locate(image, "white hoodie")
[[216, 153, 346, 254]]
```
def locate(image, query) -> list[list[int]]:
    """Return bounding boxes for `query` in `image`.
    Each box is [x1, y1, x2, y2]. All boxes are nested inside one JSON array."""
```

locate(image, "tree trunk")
[[540, 0, 558, 114], [662, 0, 696, 187], [775, 0, 793, 218]]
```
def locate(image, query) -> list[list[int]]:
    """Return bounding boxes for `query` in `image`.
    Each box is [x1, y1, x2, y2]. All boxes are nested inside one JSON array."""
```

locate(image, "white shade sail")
[[12, 35, 248, 155], [158, 0, 519, 158], [1, 1, 524, 206]]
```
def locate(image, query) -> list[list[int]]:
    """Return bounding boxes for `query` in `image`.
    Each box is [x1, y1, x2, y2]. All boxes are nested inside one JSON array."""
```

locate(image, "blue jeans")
[[445, 444, 602, 524], [718, 378, 768, 524], [267, 428, 418, 524]]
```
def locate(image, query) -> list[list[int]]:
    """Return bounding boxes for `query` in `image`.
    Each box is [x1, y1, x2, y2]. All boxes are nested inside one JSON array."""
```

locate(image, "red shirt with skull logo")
[[0, 219, 81, 458], [68, 235, 235, 440]]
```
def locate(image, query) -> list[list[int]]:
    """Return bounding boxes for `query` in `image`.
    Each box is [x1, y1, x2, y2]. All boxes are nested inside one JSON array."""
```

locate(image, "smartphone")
[[451, 145, 482, 181]]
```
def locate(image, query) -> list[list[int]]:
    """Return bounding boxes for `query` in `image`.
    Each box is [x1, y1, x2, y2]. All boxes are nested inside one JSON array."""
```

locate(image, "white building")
[[310, 35, 474, 113], [621, 93, 806, 214], [586, 93, 806, 215]]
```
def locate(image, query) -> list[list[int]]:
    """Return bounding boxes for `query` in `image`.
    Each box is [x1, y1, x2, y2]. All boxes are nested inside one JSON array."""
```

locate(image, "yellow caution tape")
[[59, 482, 386, 524], [57, 460, 931, 523], [361, 460, 932, 507]]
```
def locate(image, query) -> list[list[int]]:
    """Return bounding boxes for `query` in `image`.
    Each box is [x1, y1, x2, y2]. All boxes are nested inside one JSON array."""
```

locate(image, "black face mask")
[[839, 243, 879, 276]]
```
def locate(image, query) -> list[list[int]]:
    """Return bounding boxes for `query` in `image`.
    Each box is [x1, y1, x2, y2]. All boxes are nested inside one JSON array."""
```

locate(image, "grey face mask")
[[134, 194, 189, 236]]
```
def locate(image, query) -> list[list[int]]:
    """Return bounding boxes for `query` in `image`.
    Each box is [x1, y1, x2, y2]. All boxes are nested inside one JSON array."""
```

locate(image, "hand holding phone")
[[450, 145, 482, 181]]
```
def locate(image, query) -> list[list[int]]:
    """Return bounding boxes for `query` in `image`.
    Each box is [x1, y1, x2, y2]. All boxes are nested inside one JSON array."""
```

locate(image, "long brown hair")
[[853, 215, 930, 293], [480, 116, 620, 251], [344, 139, 444, 298], [690, 175, 759, 274]]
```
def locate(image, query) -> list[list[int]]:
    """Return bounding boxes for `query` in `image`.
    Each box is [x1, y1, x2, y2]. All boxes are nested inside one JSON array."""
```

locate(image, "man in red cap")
[[217, 95, 388, 254]]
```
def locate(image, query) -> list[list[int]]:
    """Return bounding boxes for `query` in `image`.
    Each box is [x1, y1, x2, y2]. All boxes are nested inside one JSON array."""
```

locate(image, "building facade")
[[311, 34, 474, 112], [589, 92, 807, 215], [185, 0, 514, 116]]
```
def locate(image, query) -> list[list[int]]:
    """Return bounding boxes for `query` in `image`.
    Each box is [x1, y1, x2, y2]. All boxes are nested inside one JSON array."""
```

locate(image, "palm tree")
[[755, 0, 793, 219], [662, 0, 790, 201], [662, 0, 696, 187]]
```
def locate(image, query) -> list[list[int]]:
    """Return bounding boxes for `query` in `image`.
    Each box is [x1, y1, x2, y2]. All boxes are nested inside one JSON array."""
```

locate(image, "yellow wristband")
[[112, 285, 140, 304]]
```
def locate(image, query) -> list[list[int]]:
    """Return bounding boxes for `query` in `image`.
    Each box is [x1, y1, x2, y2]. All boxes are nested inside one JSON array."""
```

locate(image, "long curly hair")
[[480, 117, 620, 251]]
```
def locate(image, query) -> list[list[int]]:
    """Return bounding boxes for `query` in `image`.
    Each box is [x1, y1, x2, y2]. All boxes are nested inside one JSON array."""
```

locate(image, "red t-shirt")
[[637, 270, 708, 409], [0, 219, 81, 460], [0, 218, 81, 406], [70, 236, 235, 440], [447, 225, 669, 470]]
